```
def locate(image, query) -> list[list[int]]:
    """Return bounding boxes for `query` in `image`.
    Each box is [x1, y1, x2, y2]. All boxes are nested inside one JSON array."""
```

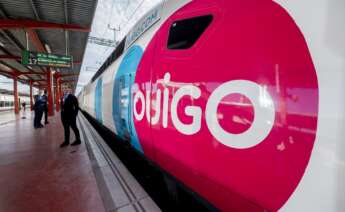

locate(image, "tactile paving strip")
[[77, 113, 161, 212]]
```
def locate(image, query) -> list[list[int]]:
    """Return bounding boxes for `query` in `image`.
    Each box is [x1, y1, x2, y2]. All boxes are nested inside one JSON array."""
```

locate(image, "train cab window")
[[167, 15, 213, 50]]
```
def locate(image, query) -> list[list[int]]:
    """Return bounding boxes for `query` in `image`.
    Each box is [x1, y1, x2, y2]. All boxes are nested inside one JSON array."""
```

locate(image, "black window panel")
[[168, 15, 213, 50]]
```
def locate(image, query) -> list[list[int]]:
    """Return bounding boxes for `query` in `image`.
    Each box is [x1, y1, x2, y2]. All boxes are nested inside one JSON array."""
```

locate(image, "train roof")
[[0, 88, 29, 97], [90, 2, 164, 83]]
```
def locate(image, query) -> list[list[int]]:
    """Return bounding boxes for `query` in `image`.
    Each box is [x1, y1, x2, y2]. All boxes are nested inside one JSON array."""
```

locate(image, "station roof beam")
[[0, 0, 98, 111], [0, 19, 90, 32]]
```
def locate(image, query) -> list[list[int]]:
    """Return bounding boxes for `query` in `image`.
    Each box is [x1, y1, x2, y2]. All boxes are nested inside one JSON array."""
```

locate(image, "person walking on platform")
[[60, 90, 81, 148], [33, 95, 44, 129], [22, 102, 26, 111], [40, 90, 49, 124]]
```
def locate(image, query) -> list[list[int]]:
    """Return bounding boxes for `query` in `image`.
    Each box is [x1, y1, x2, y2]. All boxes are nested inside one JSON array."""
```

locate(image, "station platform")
[[0, 112, 105, 211], [0, 112, 160, 212], [0, 110, 31, 126]]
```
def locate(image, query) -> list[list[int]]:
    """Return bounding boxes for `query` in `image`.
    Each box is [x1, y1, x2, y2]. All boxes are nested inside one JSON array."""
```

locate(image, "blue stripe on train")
[[95, 77, 103, 123], [112, 45, 144, 153]]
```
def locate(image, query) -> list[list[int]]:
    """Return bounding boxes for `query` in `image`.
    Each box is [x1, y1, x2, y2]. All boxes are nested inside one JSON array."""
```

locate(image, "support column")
[[59, 79, 63, 100], [46, 69, 54, 116], [55, 77, 60, 112], [29, 80, 33, 111], [13, 76, 19, 114]]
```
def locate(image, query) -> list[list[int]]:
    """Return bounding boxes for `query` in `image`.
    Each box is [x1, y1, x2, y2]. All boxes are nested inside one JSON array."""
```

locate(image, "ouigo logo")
[[133, 72, 276, 149], [132, 0, 319, 210]]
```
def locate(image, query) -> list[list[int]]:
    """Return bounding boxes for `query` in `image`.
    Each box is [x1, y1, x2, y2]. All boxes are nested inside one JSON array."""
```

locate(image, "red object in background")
[[55, 77, 61, 112], [13, 75, 19, 114], [29, 80, 33, 111], [0, 19, 90, 32], [46, 69, 54, 116]]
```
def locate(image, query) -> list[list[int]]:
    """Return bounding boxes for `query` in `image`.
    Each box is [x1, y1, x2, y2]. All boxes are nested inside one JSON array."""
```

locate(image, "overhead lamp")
[[0, 63, 11, 71], [44, 44, 52, 53]]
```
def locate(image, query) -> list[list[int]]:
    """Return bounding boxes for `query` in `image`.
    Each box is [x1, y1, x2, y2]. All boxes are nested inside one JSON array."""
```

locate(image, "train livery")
[[78, 0, 345, 211]]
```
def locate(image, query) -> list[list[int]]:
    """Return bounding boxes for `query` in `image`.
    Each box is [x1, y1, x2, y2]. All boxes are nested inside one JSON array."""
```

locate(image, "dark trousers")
[[62, 117, 80, 143], [43, 106, 48, 123], [34, 110, 43, 128]]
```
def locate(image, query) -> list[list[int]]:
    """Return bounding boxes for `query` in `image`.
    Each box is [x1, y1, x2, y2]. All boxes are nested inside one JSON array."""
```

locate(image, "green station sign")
[[21, 50, 73, 68]]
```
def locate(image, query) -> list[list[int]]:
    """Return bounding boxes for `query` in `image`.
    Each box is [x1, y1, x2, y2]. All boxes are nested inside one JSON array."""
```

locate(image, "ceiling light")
[[0, 63, 11, 71], [45, 44, 52, 53]]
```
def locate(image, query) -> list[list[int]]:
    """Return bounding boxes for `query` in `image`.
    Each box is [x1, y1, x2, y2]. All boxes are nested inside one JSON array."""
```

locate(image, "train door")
[[148, 4, 219, 185], [95, 78, 103, 124], [131, 41, 157, 158], [113, 45, 145, 153], [114, 74, 132, 140]]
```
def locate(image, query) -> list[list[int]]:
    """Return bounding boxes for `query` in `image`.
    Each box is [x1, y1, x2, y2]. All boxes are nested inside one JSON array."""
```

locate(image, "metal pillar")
[[29, 80, 33, 111], [13, 76, 19, 114], [46, 69, 54, 116]]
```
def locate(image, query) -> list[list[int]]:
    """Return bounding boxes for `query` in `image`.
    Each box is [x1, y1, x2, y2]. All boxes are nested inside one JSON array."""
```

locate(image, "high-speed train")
[[78, 0, 345, 211], [0, 93, 30, 112]]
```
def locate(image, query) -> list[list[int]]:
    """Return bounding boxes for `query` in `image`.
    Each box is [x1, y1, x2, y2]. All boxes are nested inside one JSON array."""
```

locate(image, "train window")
[[167, 15, 213, 50]]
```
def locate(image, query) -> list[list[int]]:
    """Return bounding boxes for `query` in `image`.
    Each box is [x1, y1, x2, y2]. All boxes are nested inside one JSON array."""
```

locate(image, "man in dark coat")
[[60, 91, 81, 148], [33, 95, 44, 129], [40, 90, 49, 124]]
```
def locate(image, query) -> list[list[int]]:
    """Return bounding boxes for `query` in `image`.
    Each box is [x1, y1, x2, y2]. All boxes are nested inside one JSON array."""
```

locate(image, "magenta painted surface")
[[133, 0, 318, 210]]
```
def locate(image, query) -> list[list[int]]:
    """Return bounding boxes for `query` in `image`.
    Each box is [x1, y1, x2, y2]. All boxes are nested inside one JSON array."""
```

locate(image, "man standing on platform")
[[33, 95, 44, 129], [40, 90, 49, 124], [60, 89, 81, 148]]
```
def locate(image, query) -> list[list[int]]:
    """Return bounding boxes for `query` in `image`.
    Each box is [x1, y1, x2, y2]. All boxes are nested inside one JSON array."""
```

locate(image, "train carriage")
[[78, 0, 345, 211], [0, 93, 30, 112]]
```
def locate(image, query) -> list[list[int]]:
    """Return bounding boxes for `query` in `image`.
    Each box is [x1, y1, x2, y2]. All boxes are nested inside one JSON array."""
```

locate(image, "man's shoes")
[[71, 140, 81, 146], [60, 141, 70, 148]]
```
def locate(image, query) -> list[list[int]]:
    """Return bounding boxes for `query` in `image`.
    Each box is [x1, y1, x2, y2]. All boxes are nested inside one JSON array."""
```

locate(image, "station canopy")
[[0, 0, 97, 91]]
